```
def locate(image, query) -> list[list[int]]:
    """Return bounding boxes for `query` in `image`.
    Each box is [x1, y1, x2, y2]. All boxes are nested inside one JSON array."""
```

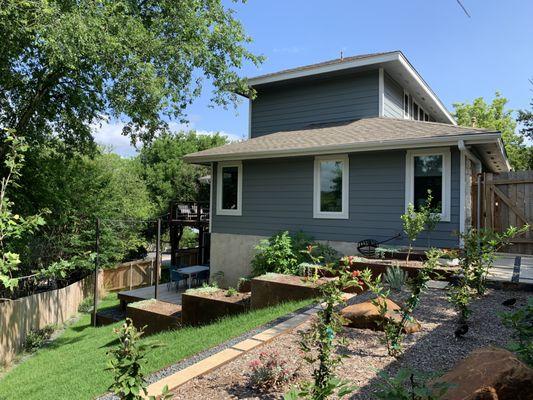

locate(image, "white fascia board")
[[396, 53, 457, 125], [184, 133, 502, 164], [247, 52, 400, 86]]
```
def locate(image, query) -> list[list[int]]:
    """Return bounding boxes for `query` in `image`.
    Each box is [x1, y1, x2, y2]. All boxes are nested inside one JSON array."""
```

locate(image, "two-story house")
[[184, 51, 510, 286]]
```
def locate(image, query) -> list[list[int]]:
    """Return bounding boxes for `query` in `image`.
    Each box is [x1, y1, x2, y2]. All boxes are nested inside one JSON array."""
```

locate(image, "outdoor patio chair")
[[168, 269, 188, 290], [193, 269, 210, 286]]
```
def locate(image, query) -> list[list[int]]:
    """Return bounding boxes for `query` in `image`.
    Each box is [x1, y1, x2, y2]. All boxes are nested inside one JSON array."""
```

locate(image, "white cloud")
[[92, 119, 243, 157]]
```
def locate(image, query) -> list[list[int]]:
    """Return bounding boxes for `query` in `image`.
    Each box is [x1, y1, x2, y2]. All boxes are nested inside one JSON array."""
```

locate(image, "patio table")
[[176, 265, 210, 288]]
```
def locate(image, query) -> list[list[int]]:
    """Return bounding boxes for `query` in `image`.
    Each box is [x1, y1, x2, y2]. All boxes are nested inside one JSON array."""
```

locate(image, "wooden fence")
[[0, 274, 103, 366], [481, 171, 533, 254], [102, 249, 200, 292]]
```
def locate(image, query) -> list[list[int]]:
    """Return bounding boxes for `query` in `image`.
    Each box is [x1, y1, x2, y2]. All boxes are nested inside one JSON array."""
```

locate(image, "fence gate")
[[480, 171, 533, 254]]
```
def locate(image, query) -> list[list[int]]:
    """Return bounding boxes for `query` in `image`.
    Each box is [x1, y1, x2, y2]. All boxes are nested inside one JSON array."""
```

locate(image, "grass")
[[0, 294, 312, 400]]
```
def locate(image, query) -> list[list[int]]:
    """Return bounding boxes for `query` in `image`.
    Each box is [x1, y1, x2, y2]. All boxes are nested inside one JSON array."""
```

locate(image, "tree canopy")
[[137, 131, 228, 214], [453, 93, 533, 170], [0, 0, 261, 151]]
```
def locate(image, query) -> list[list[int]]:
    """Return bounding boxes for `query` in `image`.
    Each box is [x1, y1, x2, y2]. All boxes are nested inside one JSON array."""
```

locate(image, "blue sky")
[[97, 0, 533, 156]]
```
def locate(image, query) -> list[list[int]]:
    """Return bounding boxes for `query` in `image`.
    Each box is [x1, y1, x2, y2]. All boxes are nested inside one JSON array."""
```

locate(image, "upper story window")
[[403, 91, 411, 119], [405, 148, 451, 221], [313, 155, 349, 219], [216, 161, 242, 216]]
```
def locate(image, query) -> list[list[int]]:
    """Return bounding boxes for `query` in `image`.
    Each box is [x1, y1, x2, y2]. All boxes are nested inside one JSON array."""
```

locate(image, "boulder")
[[433, 347, 533, 400], [340, 298, 421, 333]]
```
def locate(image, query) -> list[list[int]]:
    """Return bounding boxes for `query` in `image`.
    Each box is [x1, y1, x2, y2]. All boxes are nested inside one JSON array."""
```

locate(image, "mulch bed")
[[170, 287, 526, 399]]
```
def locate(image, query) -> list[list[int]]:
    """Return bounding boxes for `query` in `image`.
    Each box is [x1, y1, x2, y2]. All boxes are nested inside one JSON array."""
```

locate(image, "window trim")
[[403, 90, 411, 119], [216, 161, 243, 216], [313, 155, 349, 219], [405, 148, 451, 222]]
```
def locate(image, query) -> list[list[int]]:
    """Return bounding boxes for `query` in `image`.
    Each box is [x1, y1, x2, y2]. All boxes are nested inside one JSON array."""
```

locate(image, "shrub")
[[361, 249, 441, 357], [285, 266, 360, 399], [383, 265, 408, 291], [312, 243, 341, 265], [400, 203, 427, 263], [106, 318, 170, 400], [251, 231, 298, 276], [249, 351, 295, 391], [375, 368, 449, 400], [500, 297, 533, 366], [24, 325, 55, 353], [78, 296, 94, 313]]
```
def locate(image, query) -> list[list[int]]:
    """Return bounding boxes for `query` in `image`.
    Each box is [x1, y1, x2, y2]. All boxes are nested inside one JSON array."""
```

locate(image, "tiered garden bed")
[[181, 289, 251, 326], [126, 299, 181, 335], [348, 257, 457, 280], [250, 273, 327, 309]]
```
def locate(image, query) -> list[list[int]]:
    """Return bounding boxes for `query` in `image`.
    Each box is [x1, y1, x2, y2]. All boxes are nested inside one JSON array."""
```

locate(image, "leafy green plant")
[[225, 287, 238, 297], [400, 203, 427, 264], [252, 231, 299, 276], [500, 297, 533, 366], [361, 249, 441, 357], [0, 130, 47, 292], [421, 191, 441, 248], [24, 324, 55, 353], [249, 351, 296, 391], [312, 243, 341, 265], [106, 318, 171, 400], [78, 296, 94, 313], [375, 368, 450, 400], [285, 266, 360, 399], [458, 226, 528, 296], [383, 265, 408, 291], [447, 282, 474, 324]]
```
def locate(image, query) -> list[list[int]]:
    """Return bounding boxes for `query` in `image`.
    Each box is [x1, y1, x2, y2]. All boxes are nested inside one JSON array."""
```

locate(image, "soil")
[[170, 287, 527, 400], [189, 289, 251, 304]]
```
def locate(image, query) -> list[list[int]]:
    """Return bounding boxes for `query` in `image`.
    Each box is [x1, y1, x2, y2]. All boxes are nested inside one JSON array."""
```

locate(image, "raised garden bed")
[[251, 273, 326, 309], [348, 257, 457, 280], [181, 288, 251, 326], [126, 299, 181, 335]]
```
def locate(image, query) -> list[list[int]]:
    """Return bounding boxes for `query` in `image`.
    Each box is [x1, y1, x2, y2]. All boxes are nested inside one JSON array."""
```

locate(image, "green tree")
[[136, 131, 227, 213], [0, 0, 261, 151], [12, 145, 154, 272], [453, 93, 532, 170]]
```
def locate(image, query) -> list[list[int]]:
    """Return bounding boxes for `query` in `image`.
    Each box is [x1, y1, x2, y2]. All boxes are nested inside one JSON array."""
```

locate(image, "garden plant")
[[500, 297, 533, 366], [249, 351, 297, 391], [106, 318, 171, 400], [284, 265, 361, 399], [375, 368, 450, 400], [361, 249, 442, 357]]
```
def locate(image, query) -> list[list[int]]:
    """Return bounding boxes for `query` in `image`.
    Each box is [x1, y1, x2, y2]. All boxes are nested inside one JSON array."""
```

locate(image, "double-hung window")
[[216, 161, 242, 216], [313, 155, 349, 219], [405, 148, 451, 221]]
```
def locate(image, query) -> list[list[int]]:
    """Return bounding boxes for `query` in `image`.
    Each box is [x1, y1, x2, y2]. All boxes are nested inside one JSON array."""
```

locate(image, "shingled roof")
[[184, 117, 501, 163]]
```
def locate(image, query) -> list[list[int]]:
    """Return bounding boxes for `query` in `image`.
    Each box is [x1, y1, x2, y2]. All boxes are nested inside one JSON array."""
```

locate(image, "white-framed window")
[[403, 91, 411, 119], [216, 161, 242, 216], [313, 155, 349, 219], [405, 148, 451, 222]]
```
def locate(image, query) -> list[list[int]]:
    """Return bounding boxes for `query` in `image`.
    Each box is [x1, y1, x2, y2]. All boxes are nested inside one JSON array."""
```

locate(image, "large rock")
[[433, 347, 533, 400], [340, 298, 421, 333]]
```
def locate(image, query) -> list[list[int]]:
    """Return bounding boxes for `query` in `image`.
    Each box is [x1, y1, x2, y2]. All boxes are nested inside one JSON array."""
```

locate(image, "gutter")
[[458, 140, 482, 231]]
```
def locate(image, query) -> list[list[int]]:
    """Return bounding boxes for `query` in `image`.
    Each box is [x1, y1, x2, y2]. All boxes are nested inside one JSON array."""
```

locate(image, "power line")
[[456, 0, 471, 18]]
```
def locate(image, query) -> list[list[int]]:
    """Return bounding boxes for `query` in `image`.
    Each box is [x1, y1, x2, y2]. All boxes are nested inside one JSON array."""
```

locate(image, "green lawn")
[[0, 295, 312, 400]]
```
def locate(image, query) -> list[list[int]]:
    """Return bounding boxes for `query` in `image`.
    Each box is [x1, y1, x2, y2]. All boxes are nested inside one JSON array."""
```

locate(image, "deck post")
[[155, 218, 161, 299], [92, 218, 100, 327]]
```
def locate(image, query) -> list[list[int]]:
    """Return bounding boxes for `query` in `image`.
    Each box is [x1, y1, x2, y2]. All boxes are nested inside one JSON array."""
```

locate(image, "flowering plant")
[[249, 351, 295, 391]]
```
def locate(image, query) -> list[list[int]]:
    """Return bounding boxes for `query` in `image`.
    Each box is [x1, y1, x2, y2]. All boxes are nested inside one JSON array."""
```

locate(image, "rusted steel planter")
[[181, 289, 250, 326], [250, 273, 327, 309], [126, 299, 181, 335], [348, 259, 456, 280]]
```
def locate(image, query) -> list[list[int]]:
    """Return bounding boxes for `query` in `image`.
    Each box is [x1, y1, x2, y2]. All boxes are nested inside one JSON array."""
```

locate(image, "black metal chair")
[[168, 268, 188, 291], [193, 269, 210, 287]]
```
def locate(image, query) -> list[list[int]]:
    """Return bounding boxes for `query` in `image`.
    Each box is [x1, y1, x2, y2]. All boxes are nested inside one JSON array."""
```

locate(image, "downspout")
[[458, 140, 482, 231]]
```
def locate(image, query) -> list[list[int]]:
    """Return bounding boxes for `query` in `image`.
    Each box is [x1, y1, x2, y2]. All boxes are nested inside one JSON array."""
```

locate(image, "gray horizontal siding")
[[383, 72, 404, 119], [251, 70, 379, 137], [212, 148, 461, 248]]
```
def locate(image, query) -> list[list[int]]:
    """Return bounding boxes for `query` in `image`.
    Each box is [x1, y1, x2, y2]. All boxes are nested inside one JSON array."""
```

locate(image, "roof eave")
[[184, 132, 501, 164]]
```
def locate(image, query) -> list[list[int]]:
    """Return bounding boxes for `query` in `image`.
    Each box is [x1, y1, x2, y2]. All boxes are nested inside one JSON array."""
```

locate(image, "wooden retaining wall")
[[0, 273, 103, 366]]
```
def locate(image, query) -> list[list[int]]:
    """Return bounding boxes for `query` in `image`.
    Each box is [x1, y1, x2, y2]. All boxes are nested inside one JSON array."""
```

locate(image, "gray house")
[[184, 51, 510, 285]]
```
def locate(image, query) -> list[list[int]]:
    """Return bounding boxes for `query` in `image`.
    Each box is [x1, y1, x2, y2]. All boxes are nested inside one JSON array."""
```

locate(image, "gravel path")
[[170, 288, 528, 400]]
